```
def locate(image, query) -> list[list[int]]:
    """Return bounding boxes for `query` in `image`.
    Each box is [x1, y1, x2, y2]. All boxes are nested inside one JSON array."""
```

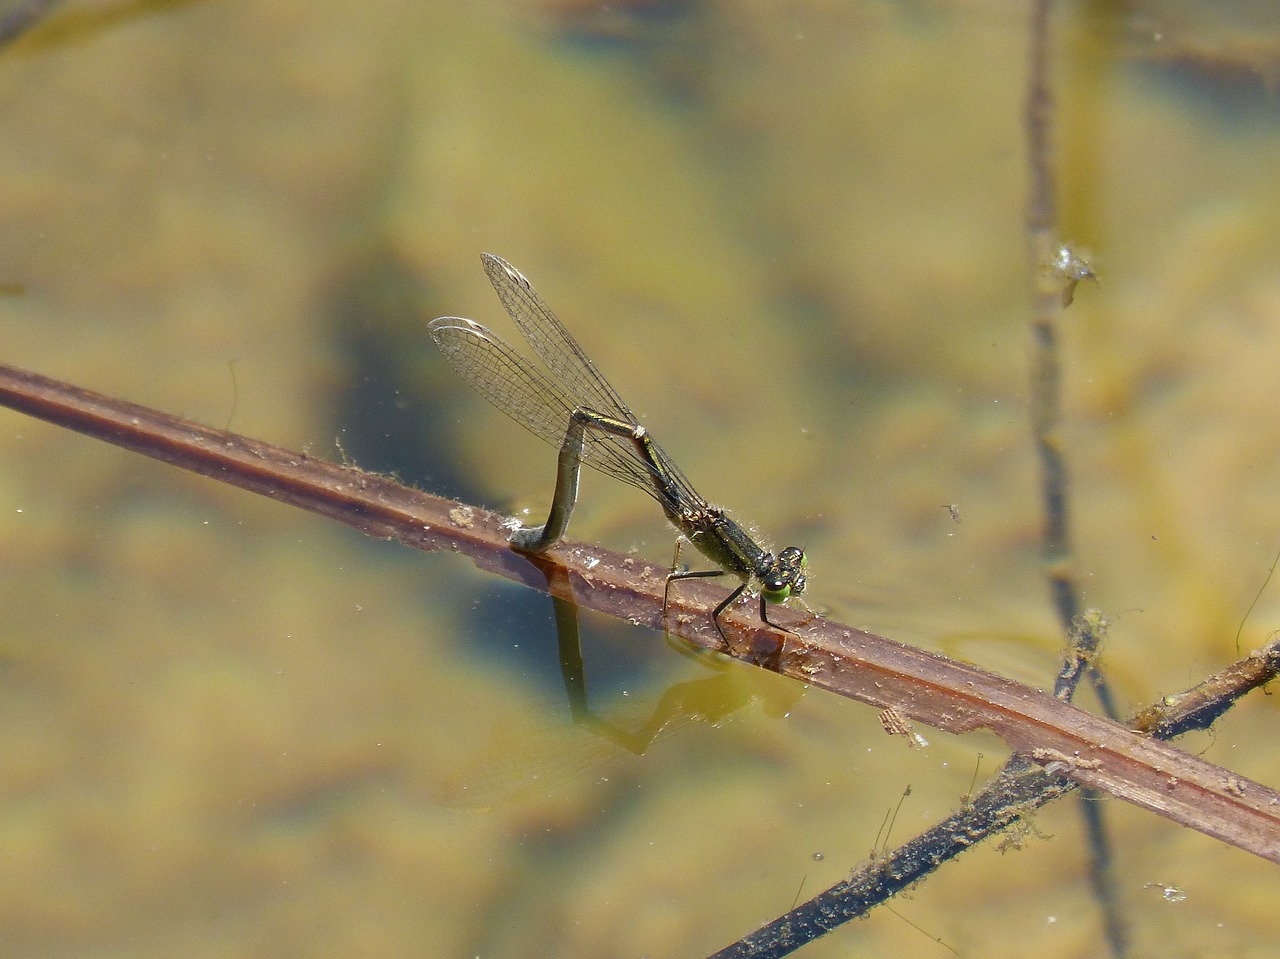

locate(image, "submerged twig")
[[1026, 0, 1106, 703], [1025, 3, 1126, 954], [709, 628, 1280, 958]]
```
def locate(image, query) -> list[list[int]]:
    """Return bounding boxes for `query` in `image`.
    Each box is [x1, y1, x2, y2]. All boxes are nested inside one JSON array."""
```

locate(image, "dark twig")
[[708, 628, 1280, 958], [711, 610, 1106, 958]]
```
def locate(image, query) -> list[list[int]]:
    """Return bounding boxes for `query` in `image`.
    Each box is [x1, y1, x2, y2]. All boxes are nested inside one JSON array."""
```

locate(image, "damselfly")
[[428, 254, 807, 642]]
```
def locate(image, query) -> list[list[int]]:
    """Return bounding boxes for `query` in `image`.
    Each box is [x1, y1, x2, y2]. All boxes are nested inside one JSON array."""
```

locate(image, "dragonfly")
[[427, 253, 807, 644]]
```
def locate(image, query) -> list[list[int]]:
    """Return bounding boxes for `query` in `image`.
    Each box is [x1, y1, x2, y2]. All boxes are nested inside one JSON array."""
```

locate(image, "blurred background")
[[2, 0, 1280, 955]]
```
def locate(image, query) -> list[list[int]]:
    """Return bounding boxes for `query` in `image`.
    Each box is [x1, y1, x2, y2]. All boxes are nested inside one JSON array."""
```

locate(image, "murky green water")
[[2, 1, 1280, 956]]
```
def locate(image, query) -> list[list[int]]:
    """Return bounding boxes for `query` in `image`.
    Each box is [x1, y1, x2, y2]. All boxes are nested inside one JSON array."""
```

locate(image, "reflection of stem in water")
[[434, 652, 801, 810], [438, 557, 804, 808]]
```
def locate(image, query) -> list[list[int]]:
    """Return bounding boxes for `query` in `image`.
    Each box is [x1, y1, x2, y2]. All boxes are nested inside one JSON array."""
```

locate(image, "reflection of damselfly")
[[428, 254, 807, 643]]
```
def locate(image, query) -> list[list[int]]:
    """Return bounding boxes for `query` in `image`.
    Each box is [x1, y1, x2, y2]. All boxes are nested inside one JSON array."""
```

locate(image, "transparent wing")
[[481, 253, 636, 424], [427, 316, 660, 495]]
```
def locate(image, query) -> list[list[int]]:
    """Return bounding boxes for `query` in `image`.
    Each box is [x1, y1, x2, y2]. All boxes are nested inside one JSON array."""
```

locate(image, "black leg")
[[663, 566, 724, 611], [759, 595, 797, 636], [711, 583, 748, 647]]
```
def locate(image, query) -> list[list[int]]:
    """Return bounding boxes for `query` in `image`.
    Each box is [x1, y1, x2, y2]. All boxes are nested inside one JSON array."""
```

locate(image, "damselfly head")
[[761, 546, 807, 602]]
